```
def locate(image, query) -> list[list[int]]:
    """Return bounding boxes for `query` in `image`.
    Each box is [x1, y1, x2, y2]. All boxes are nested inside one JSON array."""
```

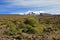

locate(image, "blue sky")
[[0, 0, 60, 14]]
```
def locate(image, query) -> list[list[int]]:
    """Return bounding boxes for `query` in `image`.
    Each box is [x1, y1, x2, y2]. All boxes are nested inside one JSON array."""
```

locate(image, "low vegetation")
[[0, 15, 60, 40]]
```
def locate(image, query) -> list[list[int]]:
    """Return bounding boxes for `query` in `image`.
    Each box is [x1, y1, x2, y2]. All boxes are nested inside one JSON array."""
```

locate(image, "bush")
[[18, 18, 40, 34], [18, 23, 26, 29], [24, 18, 39, 27], [18, 18, 46, 34], [5, 22, 18, 35], [26, 28, 36, 34]]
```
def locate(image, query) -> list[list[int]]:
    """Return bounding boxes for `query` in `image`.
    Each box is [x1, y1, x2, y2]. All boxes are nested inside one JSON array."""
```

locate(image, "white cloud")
[[4, 0, 60, 14], [6, 0, 60, 7], [10, 12, 24, 15], [44, 5, 60, 14]]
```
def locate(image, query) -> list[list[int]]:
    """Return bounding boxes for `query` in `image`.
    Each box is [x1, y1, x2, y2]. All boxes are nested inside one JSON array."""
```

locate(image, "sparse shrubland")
[[0, 15, 60, 40]]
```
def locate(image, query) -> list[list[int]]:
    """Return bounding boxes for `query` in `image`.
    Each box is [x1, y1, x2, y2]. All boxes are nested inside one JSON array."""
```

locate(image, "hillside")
[[0, 14, 60, 40]]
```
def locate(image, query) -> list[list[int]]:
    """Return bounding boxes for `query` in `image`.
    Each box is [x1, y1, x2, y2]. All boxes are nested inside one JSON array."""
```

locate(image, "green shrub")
[[26, 28, 36, 34], [18, 23, 26, 29], [24, 18, 39, 27], [5, 22, 18, 35], [18, 23, 32, 29]]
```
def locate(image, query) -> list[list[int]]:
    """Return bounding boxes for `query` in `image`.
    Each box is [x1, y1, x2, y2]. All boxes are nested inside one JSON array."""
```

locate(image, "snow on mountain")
[[10, 11, 49, 15], [24, 11, 48, 15]]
